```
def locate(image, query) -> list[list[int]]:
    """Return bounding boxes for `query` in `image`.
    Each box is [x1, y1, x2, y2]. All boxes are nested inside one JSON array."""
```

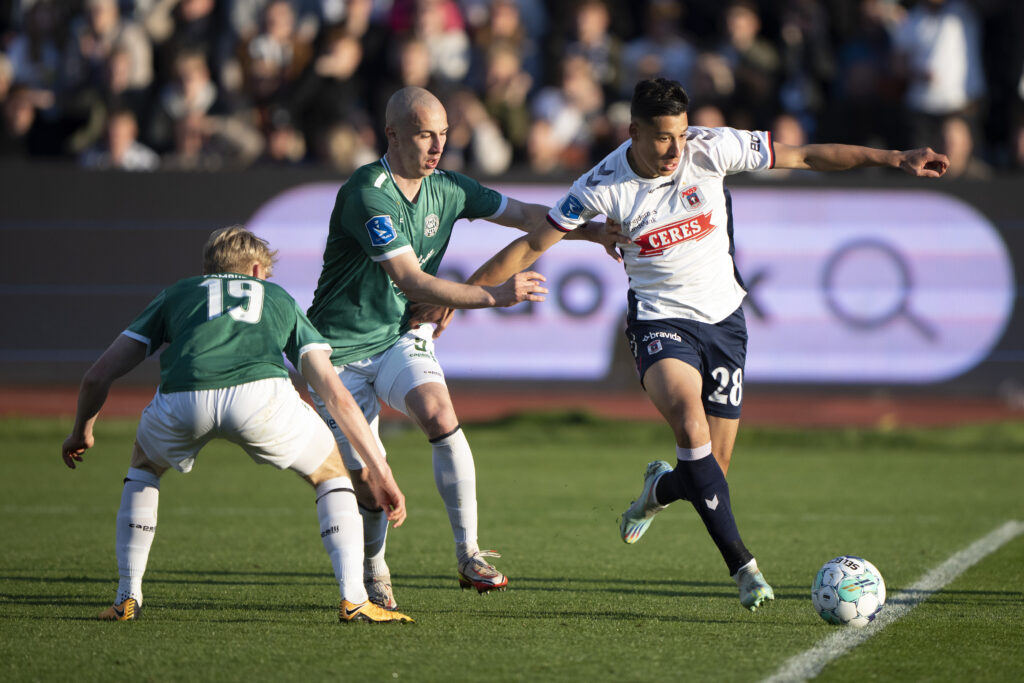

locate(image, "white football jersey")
[[547, 126, 774, 323]]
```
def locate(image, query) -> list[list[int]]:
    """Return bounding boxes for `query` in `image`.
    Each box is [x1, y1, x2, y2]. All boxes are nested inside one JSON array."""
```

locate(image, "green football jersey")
[[308, 157, 504, 365], [125, 273, 331, 393]]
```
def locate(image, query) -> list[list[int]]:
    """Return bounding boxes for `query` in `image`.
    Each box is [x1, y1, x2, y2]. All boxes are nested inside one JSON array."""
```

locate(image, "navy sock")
[[666, 455, 753, 575]]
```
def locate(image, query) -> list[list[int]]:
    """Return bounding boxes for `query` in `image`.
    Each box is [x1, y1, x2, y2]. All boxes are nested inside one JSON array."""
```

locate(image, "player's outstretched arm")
[[62, 335, 148, 469], [773, 142, 949, 177], [490, 198, 625, 261], [300, 348, 406, 527], [381, 250, 547, 309]]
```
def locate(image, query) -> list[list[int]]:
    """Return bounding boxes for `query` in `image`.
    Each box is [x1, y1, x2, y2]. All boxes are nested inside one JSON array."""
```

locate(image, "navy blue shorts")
[[625, 305, 747, 419]]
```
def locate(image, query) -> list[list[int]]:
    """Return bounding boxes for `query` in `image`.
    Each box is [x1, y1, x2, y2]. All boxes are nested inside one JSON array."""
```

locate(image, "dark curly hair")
[[630, 78, 690, 122]]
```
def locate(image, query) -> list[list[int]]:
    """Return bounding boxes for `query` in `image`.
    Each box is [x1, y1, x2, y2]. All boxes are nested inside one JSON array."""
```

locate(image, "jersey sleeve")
[[283, 300, 333, 371], [123, 289, 168, 355], [545, 176, 606, 232], [338, 188, 413, 264], [449, 171, 506, 220], [703, 126, 775, 175]]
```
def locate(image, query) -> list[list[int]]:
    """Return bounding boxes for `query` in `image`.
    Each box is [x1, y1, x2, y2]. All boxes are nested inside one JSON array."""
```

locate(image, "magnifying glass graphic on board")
[[820, 238, 937, 342]]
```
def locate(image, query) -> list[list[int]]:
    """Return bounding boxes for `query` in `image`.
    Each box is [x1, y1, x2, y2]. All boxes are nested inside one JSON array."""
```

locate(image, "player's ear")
[[250, 262, 266, 280]]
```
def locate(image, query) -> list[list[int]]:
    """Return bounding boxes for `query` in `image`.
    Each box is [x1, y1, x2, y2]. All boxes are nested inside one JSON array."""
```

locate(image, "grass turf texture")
[[2, 414, 1022, 682]]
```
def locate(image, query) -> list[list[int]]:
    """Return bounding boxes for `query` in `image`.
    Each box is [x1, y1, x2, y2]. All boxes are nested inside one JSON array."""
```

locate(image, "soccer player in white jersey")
[[61, 226, 413, 623], [458, 78, 949, 611]]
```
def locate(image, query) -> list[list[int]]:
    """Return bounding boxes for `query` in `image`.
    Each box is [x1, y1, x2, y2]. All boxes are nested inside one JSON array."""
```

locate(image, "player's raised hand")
[[61, 431, 94, 469], [898, 147, 949, 178], [486, 270, 548, 307]]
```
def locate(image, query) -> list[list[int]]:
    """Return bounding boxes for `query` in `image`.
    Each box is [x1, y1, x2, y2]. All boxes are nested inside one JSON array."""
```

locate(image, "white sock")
[[315, 477, 366, 604], [360, 504, 390, 581], [431, 428, 479, 562], [115, 467, 160, 606]]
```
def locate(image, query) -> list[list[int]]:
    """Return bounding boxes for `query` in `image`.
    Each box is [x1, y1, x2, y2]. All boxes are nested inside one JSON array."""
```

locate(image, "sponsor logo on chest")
[[681, 185, 705, 211], [424, 213, 439, 237], [634, 211, 715, 257]]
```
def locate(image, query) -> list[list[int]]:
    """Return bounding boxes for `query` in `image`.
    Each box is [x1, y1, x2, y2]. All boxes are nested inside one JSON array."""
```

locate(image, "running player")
[[459, 77, 949, 611], [62, 226, 413, 623], [306, 85, 618, 610]]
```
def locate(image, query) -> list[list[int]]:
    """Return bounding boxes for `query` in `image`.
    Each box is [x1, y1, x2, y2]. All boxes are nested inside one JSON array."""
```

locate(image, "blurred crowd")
[[0, 0, 1021, 178]]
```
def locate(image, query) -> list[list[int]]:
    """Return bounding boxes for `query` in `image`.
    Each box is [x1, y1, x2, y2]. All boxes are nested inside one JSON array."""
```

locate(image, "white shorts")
[[136, 377, 336, 476], [309, 324, 447, 470]]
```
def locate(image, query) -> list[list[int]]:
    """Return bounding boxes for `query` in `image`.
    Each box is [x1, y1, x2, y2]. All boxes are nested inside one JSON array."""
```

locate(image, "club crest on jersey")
[[424, 213, 439, 237], [366, 215, 396, 246], [681, 185, 705, 211], [647, 339, 663, 355], [560, 194, 585, 220], [634, 211, 715, 257]]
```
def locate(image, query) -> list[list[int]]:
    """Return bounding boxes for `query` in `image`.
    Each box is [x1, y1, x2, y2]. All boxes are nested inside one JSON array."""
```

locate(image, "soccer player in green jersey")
[[306, 86, 618, 608], [62, 226, 413, 623]]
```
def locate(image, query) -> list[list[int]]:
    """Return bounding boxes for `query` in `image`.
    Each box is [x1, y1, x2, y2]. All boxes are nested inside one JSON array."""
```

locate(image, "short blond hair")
[[202, 225, 277, 276]]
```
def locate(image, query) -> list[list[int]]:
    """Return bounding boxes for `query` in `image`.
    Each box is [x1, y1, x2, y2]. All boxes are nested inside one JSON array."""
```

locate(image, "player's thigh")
[[375, 325, 453, 426], [307, 360, 387, 471], [222, 378, 337, 476], [642, 357, 711, 447], [699, 307, 747, 421], [134, 389, 218, 473]]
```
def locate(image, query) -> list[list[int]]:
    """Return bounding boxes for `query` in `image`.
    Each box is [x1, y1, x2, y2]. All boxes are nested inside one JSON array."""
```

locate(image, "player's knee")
[[674, 416, 710, 448]]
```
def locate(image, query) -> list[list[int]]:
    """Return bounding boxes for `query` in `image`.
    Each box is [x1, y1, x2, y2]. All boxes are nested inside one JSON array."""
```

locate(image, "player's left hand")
[[898, 147, 949, 178], [61, 432, 94, 469], [408, 303, 456, 338], [575, 220, 630, 262]]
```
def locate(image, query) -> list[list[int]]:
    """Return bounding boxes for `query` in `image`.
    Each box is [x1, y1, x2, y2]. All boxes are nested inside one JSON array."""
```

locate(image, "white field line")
[[762, 519, 1024, 683]]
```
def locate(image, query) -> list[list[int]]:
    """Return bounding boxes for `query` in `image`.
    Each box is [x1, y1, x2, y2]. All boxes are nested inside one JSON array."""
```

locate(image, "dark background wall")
[[1, 162, 1020, 397]]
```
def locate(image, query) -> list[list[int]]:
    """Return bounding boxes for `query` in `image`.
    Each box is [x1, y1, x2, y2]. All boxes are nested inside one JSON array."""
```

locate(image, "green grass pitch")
[[2, 414, 1022, 682]]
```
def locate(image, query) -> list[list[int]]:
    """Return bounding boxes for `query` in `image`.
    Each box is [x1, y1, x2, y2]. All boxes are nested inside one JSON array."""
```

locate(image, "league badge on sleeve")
[[681, 186, 705, 211], [366, 215, 397, 246], [560, 194, 585, 221]]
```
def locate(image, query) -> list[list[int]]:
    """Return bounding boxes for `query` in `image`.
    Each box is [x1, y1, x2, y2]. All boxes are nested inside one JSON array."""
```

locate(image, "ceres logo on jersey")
[[635, 212, 715, 257]]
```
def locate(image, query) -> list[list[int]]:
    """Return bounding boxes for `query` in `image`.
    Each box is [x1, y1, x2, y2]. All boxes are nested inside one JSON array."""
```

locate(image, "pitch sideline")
[[762, 519, 1024, 683]]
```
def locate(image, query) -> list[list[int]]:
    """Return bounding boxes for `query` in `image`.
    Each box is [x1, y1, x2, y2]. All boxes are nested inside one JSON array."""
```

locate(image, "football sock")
[[359, 502, 390, 580], [654, 444, 711, 504], [665, 446, 754, 575], [115, 467, 161, 606], [315, 477, 367, 604], [430, 427, 480, 562]]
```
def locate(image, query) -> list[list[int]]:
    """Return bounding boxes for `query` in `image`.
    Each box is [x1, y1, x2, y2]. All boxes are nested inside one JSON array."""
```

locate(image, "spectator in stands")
[[892, 0, 987, 151], [258, 106, 306, 165], [64, 0, 153, 92], [149, 0, 232, 92], [690, 103, 727, 128], [237, 0, 313, 126], [288, 26, 368, 159], [620, 0, 697, 97], [6, 0, 63, 100], [318, 120, 378, 174], [827, 0, 904, 149], [777, 0, 835, 137], [230, 0, 323, 46], [148, 49, 243, 152], [410, 0, 471, 86], [80, 107, 159, 170], [939, 114, 992, 180], [64, 44, 152, 155], [161, 109, 264, 170], [442, 87, 512, 176], [479, 38, 532, 159], [563, 0, 621, 100], [343, 0, 389, 108], [715, 0, 781, 130], [528, 53, 606, 174], [0, 83, 54, 156], [469, 0, 541, 86]]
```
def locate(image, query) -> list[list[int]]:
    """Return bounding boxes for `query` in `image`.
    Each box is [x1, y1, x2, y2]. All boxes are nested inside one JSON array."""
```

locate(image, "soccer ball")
[[811, 555, 886, 627]]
